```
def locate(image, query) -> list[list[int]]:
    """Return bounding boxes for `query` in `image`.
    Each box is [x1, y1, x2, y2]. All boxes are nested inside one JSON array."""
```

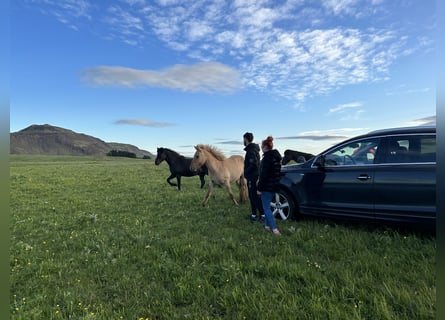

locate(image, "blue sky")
[[10, 0, 436, 156]]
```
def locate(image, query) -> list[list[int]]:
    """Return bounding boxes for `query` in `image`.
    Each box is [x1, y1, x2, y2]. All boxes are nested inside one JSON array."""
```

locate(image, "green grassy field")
[[10, 155, 436, 319]]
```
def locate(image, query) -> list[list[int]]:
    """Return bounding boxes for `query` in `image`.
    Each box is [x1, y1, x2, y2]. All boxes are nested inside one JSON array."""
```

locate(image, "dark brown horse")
[[155, 147, 207, 191], [282, 149, 315, 165]]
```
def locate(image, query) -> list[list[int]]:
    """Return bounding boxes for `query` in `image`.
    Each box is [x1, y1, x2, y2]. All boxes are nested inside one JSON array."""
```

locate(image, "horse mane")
[[197, 144, 226, 161], [159, 147, 181, 157]]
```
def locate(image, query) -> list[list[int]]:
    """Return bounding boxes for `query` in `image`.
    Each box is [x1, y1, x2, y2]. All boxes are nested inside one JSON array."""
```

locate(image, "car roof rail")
[[367, 125, 436, 135]]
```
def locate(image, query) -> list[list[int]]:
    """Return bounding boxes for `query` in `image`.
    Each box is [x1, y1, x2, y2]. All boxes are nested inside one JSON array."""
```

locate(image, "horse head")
[[282, 149, 312, 165], [190, 145, 206, 171], [282, 150, 292, 165], [155, 147, 166, 165]]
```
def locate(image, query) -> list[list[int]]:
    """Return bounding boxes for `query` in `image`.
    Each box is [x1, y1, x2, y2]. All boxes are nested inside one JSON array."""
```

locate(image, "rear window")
[[381, 135, 436, 163]]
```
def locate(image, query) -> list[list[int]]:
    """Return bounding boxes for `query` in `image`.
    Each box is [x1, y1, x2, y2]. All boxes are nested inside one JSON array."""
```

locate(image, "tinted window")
[[380, 135, 436, 163], [323, 138, 380, 167]]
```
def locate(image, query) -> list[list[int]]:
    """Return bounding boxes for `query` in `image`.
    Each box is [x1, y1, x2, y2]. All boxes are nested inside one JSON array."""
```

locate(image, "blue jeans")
[[261, 191, 277, 230]]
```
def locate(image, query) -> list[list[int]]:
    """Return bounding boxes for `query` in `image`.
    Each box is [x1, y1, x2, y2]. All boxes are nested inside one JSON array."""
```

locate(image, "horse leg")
[[224, 181, 238, 206], [202, 181, 214, 207], [177, 175, 182, 191], [166, 173, 177, 187], [237, 176, 248, 203], [199, 173, 205, 189]]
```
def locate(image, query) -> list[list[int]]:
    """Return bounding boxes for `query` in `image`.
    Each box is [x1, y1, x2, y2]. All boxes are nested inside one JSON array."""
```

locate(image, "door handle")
[[357, 174, 371, 181]]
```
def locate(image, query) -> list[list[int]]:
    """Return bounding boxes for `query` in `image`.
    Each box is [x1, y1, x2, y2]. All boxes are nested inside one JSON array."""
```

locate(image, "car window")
[[381, 135, 436, 163], [420, 137, 436, 162], [324, 138, 380, 167]]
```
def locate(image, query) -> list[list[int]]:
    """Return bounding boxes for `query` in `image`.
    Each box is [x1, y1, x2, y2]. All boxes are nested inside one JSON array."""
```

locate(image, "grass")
[[10, 155, 436, 319]]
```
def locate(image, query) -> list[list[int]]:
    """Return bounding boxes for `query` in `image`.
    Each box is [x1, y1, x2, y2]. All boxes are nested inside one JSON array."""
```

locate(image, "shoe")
[[250, 215, 257, 222], [264, 226, 271, 232], [272, 229, 281, 235], [259, 215, 265, 223]]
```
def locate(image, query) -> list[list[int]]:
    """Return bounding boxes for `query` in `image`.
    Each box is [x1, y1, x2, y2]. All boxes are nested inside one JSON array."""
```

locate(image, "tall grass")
[[10, 155, 436, 319]]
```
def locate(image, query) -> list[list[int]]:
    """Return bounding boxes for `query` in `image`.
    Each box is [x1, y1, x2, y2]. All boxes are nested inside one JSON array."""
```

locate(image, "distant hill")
[[10, 124, 154, 158]]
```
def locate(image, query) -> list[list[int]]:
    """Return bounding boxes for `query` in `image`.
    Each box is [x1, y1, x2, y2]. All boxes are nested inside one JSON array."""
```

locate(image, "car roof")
[[317, 125, 436, 155], [366, 125, 436, 136]]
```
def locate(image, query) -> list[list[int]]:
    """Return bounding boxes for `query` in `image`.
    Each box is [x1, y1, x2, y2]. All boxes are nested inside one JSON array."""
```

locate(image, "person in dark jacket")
[[243, 132, 264, 222], [257, 136, 282, 235]]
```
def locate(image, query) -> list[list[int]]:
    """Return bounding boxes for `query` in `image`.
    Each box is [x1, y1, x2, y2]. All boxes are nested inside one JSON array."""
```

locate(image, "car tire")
[[270, 189, 297, 221]]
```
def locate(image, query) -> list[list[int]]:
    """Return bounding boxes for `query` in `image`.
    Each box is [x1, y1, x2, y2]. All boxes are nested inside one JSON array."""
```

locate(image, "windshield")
[[323, 138, 380, 166]]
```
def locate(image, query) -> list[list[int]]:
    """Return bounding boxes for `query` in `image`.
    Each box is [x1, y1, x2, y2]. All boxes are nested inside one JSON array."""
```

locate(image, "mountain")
[[10, 124, 154, 158]]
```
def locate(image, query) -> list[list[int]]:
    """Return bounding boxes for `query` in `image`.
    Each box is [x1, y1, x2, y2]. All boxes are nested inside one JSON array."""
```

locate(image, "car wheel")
[[270, 189, 296, 221]]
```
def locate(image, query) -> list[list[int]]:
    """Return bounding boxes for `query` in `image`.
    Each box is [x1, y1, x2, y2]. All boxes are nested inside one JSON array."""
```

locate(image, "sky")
[[10, 0, 436, 157]]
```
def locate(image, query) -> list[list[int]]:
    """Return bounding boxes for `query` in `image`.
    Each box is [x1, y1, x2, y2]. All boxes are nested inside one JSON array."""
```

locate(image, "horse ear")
[[194, 145, 200, 151]]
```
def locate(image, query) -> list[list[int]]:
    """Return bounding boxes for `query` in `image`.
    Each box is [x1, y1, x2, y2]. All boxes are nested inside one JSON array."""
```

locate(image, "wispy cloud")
[[27, 0, 434, 104], [329, 102, 363, 113], [83, 62, 242, 93], [215, 140, 243, 145], [277, 127, 366, 141], [103, 5, 145, 45], [301, 128, 367, 135], [385, 86, 431, 96], [114, 119, 176, 127], [406, 115, 436, 126], [338, 109, 365, 121], [277, 135, 349, 141], [26, 0, 92, 30], [328, 101, 365, 121]]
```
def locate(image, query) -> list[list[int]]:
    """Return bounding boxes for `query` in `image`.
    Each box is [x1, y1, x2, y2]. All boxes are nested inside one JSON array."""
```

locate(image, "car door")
[[303, 137, 380, 219], [373, 134, 436, 225]]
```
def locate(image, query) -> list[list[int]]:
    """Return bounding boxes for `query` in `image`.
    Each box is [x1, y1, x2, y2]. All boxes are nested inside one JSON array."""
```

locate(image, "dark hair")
[[262, 136, 274, 149], [243, 132, 254, 142]]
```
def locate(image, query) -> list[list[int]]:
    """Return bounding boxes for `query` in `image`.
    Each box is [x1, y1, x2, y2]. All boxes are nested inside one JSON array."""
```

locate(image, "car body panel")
[[299, 166, 375, 218], [373, 164, 436, 223]]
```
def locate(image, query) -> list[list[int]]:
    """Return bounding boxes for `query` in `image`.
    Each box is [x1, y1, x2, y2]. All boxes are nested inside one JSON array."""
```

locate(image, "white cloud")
[[277, 135, 349, 141], [103, 5, 145, 45], [385, 87, 431, 96], [301, 127, 367, 137], [155, 0, 180, 6], [29, 0, 92, 26], [277, 127, 368, 141], [83, 62, 242, 93], [186, 20, 213, 41], [107, 6, 144, 31], [122, 0, 146, 6], [406, 115, 436, 126], [58, 0, 91, 18], [322, 0, 359, 16], [114, 119, 175, 127], [339, 110, 365, 121], [329, 102, 363, 113]]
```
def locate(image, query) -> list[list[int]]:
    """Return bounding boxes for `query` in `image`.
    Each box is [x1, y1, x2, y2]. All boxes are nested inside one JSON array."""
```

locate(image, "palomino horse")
[[155, 147, 207, 191], [190, 144, 247, 206]]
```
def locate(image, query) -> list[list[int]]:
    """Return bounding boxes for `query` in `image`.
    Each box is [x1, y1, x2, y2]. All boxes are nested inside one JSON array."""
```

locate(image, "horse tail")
[[239, 175, 248, 203]]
